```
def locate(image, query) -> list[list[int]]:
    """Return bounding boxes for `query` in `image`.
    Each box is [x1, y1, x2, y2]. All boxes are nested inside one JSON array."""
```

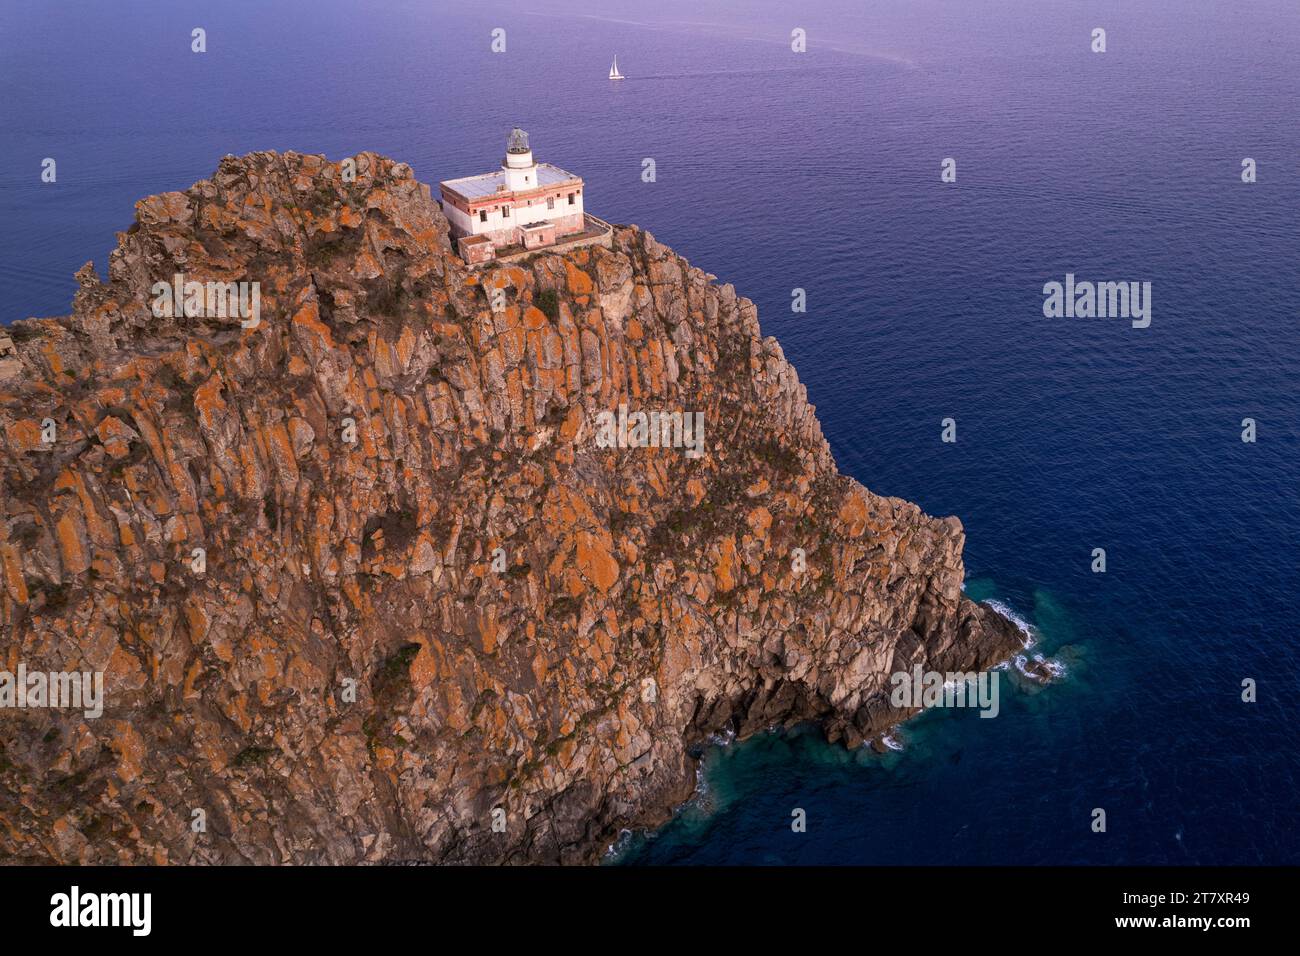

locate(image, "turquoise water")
[[615, 582, 1097, 865]]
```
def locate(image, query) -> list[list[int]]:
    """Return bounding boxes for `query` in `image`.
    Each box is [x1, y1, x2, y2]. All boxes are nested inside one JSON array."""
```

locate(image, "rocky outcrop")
[[0, 151, 1022, 864]]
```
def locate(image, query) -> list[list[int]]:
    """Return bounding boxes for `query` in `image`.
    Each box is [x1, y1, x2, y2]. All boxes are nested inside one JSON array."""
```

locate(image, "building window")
[[502, 206, 510, 218], [567, 193, 575, 205], [547, 197, 555, 210], [479, 210, 487, 223]]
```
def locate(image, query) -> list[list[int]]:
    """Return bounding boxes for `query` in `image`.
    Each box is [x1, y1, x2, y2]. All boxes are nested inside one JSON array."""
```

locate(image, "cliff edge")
[[0, 151, 1022, 863]]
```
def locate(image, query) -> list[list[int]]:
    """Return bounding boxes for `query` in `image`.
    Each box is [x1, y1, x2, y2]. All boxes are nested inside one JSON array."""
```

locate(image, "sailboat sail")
[[609, 55, 624, 80]]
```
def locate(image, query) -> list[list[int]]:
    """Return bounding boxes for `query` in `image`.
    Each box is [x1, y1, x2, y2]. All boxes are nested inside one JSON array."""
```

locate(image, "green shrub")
[[535, 288, 560, 322]]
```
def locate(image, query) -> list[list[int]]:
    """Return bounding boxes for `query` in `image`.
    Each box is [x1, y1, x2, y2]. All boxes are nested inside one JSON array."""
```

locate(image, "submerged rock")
[[0, 150, 1024, 864]]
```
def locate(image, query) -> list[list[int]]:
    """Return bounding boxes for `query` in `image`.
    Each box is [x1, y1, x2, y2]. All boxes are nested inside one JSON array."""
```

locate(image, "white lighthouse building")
[[0, 329, 19, 381], [440, 128, 586, 264]]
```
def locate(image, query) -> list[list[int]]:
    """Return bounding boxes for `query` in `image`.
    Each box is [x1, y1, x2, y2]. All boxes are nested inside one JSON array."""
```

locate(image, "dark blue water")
[[3, 0, 1297, 864]]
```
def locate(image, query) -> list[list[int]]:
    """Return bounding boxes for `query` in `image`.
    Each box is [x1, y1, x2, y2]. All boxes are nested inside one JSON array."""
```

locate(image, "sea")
[[2, 0, 1297, 864]]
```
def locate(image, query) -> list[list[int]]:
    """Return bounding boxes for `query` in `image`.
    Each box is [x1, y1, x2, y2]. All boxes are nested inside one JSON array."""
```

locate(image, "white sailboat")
[[608, 55, 625, 80]]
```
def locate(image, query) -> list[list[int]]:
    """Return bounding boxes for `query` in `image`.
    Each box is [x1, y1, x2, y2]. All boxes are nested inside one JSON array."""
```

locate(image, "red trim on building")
[[440, 181, 582, 213]]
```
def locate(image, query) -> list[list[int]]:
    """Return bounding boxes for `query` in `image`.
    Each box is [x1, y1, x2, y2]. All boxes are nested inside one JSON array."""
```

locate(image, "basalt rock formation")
[[0, 151, 1023, 864]]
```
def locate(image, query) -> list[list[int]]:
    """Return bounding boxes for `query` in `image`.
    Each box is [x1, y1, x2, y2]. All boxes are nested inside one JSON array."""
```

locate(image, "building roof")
[[440, 162, 581, 201]]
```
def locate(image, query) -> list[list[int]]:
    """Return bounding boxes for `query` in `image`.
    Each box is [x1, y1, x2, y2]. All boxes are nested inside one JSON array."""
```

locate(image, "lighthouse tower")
[[502, 127, 536, 191]]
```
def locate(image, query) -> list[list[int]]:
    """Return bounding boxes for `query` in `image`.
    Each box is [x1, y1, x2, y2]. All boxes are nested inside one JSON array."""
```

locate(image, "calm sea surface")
[[3, 0, 1297, 864]]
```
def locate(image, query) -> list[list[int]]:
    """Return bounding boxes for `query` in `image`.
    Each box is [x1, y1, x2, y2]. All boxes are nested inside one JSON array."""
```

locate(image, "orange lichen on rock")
[[0, 149, 1021, 866]]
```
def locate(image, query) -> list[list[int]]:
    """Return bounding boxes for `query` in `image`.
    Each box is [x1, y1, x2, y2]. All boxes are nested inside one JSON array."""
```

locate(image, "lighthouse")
[[0, 329, 19, 381], [439, 127, 590, 264], [502, 127, 536, 192]]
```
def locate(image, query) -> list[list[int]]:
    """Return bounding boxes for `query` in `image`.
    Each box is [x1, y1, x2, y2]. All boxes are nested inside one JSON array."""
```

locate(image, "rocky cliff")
[[0, 151, 1022, 864]]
